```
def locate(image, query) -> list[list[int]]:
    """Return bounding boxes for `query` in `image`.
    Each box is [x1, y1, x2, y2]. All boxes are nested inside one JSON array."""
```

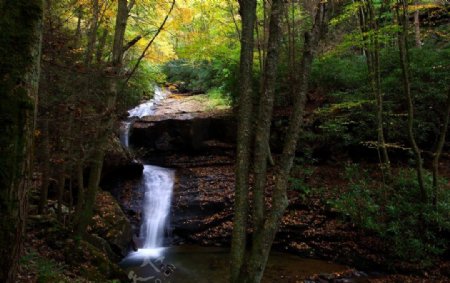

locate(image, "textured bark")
[[230, 1, 257, 282], [396, 0, 426, 201], [252, 0, 284, 236], [0, 1, 43, 282], [234, 2, 329, 282], [111, 0, 128, 66]]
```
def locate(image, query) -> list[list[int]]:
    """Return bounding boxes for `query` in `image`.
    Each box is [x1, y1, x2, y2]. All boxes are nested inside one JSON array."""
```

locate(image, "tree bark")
[[396, 0, 426, 201], [251, 0, 284, 236], [413, 0, 421, 48], [432, 89, 450, 206], [230, 0, 257, 282], [84, 0, 100, 66], [0, 1, 43, 282], [74, 0, 131, 238], [232, 2, 329, 282], [358, 0, 391, 181], [112, 0, 129, 66]]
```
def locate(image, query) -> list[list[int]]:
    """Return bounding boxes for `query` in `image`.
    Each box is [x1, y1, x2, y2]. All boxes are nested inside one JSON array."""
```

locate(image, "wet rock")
[[131, 111, 236, 152], [103, 135, 143, 182]]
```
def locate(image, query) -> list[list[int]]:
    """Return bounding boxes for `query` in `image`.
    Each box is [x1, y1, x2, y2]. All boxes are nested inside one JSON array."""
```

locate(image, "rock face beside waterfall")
[[89, 191, 133, 257], [131, 110, 236, 152]]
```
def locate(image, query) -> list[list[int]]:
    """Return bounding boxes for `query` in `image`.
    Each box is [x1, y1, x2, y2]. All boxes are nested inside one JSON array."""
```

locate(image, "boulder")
[[89, 191, 133, 257]]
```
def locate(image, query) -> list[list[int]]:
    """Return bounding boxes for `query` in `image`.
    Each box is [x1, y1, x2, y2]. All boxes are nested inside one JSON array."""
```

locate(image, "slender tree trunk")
[[357, 0, 391, 182], [84, 0, 99, 66], [74, 0, 132, 238], [0, 1, 43, 282], [38, 112, 51, 213], [73, 159, 85, 226], [96, 29, 108, 63], [230, 1, 257, 282], [74, 6, 83, 48], [414, 0, 421, 48], [251, 0, 284, 238], [432, 90, 450, 206], [396, 0, 426, 201], [235, 2, 329, 282], [112, 0, 128, 66]]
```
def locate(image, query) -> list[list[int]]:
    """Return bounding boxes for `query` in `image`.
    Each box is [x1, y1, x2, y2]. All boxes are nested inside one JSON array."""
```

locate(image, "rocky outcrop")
[[89, 191, 133, 257], [103, 135, 143, 181], [131, 110, 236, 152]]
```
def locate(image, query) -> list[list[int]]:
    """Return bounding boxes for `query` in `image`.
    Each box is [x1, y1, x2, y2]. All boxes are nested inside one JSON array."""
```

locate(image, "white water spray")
[[140, 165, 174, 249], [128, 86, 168, 118]]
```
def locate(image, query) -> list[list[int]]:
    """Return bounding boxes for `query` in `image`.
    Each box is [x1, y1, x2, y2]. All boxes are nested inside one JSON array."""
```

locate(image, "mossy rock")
[[89, 191, 133, 257], [64, 239, 127, 282]]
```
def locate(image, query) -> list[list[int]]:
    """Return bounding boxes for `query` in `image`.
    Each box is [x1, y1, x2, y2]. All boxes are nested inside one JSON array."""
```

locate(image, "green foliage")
[[121, 61, 165, 108], [380, 45, 450, 149], [162, 58, 238, 98], [207, 87, 232, 108], [289, 164, 316, 199], [20, 250, 65, 283], [311, 55, 368, 92], [330, 165, 450, 264]]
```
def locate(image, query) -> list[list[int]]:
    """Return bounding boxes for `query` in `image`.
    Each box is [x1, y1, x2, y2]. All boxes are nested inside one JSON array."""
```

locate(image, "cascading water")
[[120, 86, 174, 260], [120, 86, 169, 149], [139, 165, 174, 249]]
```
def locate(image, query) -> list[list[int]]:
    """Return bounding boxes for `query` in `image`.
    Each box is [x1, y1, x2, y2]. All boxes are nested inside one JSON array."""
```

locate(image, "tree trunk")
[[0, 1, 43, 282], [74, 0, 131, 238], [38, 113, 51, 213], [233, 2, 329, 282], [84, 0, 100, 66], [413, 0, 421, 48], [251, 0, 284, 237], [230, 0, 257, 282], [358, 0, 391, 181], [112, 0, 129, 66], [96, 29, 108, 63], [396, 0, 426, 201], [432, 90, 450, 206]]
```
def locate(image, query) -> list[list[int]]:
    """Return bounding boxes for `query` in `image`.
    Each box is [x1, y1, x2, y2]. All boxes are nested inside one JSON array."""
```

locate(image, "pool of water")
[[121, 245, 351, 283]]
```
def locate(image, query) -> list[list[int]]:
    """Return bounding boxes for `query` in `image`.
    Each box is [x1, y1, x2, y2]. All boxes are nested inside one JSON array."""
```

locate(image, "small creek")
[[118, 87, 360, 283]]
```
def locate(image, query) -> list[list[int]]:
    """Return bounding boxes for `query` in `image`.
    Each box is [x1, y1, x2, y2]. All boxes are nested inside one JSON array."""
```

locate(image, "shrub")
[[330, 164, 450, 265]]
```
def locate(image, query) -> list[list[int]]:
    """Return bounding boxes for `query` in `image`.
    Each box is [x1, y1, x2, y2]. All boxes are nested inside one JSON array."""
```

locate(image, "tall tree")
[[396, 0, 426, 201], [0, 0, 44, 282], [231, 1, 330, 282], [231, 0, 257, 281], [74, 0, 132, 238], [356, 0, 391, 181]]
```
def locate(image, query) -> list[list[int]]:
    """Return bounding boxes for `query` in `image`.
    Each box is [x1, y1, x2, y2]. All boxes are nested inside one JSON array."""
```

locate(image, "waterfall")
[[121, 87, 174, 260], [128, 86, 168, 118], [120, 121, 132, 149], [120, 86, 169, 149], [140, 165, 174, 249]]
